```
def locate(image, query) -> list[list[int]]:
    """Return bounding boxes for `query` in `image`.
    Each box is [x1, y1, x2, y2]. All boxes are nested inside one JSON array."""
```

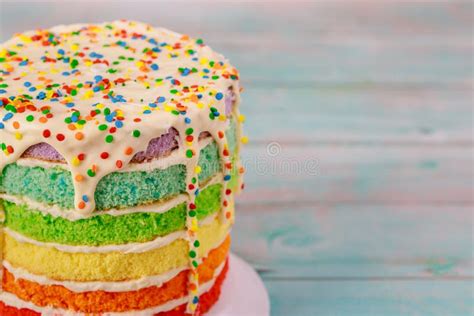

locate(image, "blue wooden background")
[[1, 1, 473, 315]]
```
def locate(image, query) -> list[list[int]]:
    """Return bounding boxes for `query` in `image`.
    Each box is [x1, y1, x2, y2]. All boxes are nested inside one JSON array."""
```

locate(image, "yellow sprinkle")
[[238, 114, 246, 123], [241, 136, 249, 144], [200, 58, 208, 65], [196, 102, 204, 109], [19, 35, 32, 43], [83, 90, 94, 99], [71, 43, 79, 51], [85, 61, 93, 67], [15, 132, 22, 140], [195, 166, 202, 174], [72, 157, 81, 166]]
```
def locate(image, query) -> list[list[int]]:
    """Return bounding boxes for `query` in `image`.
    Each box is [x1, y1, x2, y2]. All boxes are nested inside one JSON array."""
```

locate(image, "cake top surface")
[[0, 20, 240, 214]]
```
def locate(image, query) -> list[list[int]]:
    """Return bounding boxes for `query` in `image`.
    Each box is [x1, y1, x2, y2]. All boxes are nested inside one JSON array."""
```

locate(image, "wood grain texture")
[[0, 0, 473, 315]]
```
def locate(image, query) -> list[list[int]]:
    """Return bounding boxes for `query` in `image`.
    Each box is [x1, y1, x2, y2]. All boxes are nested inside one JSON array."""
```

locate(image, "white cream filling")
[[0, 260, 225, 315], [3, 212, 220, 254], [0, 173, 222, 222]]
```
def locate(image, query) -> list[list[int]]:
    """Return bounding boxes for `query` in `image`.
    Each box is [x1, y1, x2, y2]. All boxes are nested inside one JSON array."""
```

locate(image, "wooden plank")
[[240, 87, 474, 143], [1, 2, 472, 85], [232, 204, 473, 278], [1, 1, 472, 43], [239, 145, 474, 205], [264, 279, 473, 316]]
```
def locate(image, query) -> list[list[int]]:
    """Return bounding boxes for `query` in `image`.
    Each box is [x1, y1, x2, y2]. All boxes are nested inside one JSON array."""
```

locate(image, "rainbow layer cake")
[[0, 20, 245, 315]]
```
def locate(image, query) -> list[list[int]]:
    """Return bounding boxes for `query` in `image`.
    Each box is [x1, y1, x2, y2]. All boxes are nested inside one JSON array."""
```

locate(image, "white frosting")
[[0, 261, 226, 315]]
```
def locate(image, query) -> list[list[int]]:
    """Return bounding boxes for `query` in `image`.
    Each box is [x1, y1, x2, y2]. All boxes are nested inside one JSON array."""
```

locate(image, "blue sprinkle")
[[93, 86, 101, 92], [150, 64, 159, 71], [115, 120, 124, 128], [37, 92, 46, 100], [28, 87, 37, 92], [148, 102, 157, 108], [143, 109, 152, 114], [151, 47, 161, 53], [3, 112, 14, 121], [58, 49, 65, 55], [94, 75, 103, 82], [0, 122, 4, 129], [224, 175, 231, 181], [157, 96, 166, 103], [149, 38, 158, 45], [19, 60, 28, 66], [0, 89, 6, 94], [89, 52, 104, 59], [184, 117, 191, 124], [193, 297, 199, 304], [71, 115, 78, 122], [24, 82, 32, 87], [215, 92, 224, 100], [66, 102, 75, 108], [62, 71, 70, 76], [105, 115, 114, 122], [82, 195, 89, 202]]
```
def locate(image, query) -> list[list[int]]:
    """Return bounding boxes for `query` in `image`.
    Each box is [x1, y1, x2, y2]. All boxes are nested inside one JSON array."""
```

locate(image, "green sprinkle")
[[70, 59, 79, 69], [189, 250, 197, 258], [87, 169, 96, 177], [186, 149, 193, 158], [98, 124, 107, 131], [185, 128, 194, 135], [132, 130, 141, 138], [105, 135, 114, 143], [26, 115, 34, 122]]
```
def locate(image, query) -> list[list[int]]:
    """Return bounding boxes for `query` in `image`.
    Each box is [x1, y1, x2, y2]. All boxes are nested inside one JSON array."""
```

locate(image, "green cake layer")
[[2, 183, 222, 246]]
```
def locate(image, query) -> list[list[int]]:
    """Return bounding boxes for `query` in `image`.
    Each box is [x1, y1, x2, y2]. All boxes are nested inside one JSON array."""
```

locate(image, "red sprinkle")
[[100, 152, 109, 159], [56, 133, 65, 141], [43, 129, 51, 138]]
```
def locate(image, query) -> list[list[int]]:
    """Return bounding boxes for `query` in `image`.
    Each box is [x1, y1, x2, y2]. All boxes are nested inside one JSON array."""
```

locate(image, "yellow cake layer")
[[4, 217, 231, 282]]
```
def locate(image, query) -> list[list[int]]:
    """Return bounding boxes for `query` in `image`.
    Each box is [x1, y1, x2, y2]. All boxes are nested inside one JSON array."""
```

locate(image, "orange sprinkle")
[[12, 121, 20, 129], [78, 201, 86, 209], [39, 117, 48, 123], [124, 147, 134, 155], [75, 132, 84, 140], [75, 174, 84, 182]]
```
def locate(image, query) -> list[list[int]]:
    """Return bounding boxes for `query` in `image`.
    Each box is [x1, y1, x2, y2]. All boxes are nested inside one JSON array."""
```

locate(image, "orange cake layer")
[[0, 260, 229, 316], [2, 236, 230, 313]]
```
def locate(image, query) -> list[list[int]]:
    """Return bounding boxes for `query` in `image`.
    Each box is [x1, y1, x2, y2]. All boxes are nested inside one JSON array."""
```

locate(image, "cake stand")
[[208, 254, 270, 316]]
